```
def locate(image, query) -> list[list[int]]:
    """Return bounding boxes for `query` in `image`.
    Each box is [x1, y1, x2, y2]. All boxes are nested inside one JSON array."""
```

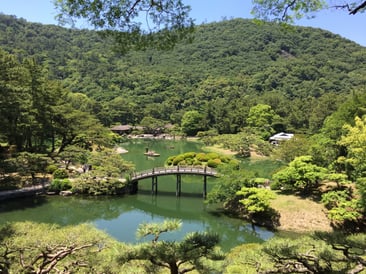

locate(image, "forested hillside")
[[2, 12, 366, 273], [1, 14, 366, 134]]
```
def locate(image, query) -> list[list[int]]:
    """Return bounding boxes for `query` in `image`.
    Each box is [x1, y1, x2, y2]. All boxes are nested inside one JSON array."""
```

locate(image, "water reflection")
[[114, 193, 274, 251], [0, 196, 132, 225], [0, 194, 273, 252], [0, 139, 279, 251]]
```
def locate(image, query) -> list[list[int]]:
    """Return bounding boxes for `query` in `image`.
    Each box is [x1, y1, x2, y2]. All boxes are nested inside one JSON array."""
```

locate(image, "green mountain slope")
[[1, 14, 365, 133]]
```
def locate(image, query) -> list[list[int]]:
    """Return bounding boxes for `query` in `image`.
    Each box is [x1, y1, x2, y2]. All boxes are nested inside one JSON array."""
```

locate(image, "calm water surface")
[[0, 139, 279, 251]]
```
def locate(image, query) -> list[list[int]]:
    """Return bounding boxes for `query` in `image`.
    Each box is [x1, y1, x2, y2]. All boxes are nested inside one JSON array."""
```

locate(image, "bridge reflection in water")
[[130, 166, 218, 198]]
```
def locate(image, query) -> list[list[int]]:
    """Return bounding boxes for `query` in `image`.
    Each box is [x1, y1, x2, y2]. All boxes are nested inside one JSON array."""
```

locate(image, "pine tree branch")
[[349, 1, 366, 15]]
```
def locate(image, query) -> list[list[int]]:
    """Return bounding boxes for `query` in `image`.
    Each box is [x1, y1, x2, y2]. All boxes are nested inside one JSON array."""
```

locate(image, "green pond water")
[[0, 139, 282, 252]]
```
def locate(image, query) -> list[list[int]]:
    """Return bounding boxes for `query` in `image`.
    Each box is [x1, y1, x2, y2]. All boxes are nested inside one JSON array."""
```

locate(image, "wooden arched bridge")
[[129, 166, 218, 198]]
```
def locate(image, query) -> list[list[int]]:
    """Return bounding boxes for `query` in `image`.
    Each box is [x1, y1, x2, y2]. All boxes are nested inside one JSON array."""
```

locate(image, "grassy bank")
[[203, 143, 332, 233], [271, 193, 332, 232], [201, 144, 236, 156]]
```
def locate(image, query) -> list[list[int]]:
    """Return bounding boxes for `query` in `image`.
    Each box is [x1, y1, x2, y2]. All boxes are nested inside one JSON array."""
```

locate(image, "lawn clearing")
[[202, 144, 237, 156], [271, 193, 332, 232]]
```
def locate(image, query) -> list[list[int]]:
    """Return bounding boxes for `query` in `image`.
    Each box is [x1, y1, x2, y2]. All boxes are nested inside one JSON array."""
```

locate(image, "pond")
[[0, 139, 281, 252]]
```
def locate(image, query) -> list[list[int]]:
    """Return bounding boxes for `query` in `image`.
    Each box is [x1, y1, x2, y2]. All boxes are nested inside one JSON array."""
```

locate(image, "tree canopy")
[[1, 6, 366, 272], [53, 1, 366, 52], [272, 155, 328, 193], [119, 219, 224, 274], [0, 221, 116, 273], [55, 1, 366, 29], [54, 0, 194, 52], [338, 116, 366, 179], [252, 0, 366, 23], [1, 14, 365, 138]]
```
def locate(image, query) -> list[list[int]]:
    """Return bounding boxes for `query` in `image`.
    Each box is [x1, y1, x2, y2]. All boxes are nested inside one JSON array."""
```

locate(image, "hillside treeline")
[[1, 14, 366, 137], [2, 14, 366, 274]]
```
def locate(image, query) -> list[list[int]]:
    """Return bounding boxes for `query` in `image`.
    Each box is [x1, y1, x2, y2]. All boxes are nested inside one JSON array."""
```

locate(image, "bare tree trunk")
[[169, 262, 179, 274]]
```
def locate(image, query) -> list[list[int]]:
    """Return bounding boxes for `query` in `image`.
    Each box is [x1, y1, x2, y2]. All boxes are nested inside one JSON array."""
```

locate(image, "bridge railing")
[[131, 165, 217, 179]]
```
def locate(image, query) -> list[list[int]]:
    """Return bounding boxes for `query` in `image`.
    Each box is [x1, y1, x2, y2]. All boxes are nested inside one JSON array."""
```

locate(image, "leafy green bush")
[[250, 177, 270, 187], [224, 243, 264, 273], [196, 129, 219, 138], [207, 152, 219, 160], [177, 160, 187, 166], [207, 158, 221, 168], [167, 151, 236, 168], [219, 155, 231, 163], [46, 164, 58, 174], [72, 174, 127, 195], [185, 158, 194, 165], [196, 153, 209, 162], [49, 179, 72, 192], [172, 155, 185, 165], [269, 180, 282, 190], [183, 152, 196, 159], [166, 156, 175, 165], [53, 168, 69, 179], [193, 159, 201, 166], [228, 159, 240, 169]]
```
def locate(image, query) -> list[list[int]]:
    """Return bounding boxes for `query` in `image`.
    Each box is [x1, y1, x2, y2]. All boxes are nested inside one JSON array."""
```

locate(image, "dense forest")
[[1, 14, 366, 136], [1, 13, 366, 273]]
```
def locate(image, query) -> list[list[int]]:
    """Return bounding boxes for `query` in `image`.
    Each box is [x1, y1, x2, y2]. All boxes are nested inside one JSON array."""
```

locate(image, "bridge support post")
[[176, 174, 181, 197], [152, 176, 158, 195], [203, 175, 207, 199]]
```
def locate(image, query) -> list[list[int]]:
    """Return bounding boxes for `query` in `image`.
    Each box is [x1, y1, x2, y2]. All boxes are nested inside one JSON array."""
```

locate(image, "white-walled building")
[[269, 132, 294, 145]]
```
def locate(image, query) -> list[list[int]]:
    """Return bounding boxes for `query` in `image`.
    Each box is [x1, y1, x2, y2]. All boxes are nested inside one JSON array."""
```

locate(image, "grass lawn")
[[202, 143, 332, 233], [201, 144, 237, 156], [271, 193, 332, 232]]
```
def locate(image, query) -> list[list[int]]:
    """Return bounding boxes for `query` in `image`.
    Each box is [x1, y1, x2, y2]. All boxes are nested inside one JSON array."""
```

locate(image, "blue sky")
[[0, 0, 364, 46]]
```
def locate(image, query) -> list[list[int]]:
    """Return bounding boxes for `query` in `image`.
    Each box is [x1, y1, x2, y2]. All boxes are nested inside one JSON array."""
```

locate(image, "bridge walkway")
[[129, 166, 218, 198]]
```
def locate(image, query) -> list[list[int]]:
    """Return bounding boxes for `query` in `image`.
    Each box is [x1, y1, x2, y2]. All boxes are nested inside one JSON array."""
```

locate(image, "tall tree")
[[321, 189, 363, 228], [52, 94, 112, 153], [181, 110, 205, 136], [247, 104, 280, 139], [236, 186, 276, 225], [207, 167, 257, 212], [5, 152, 50, 184], [272, 155, 328, 193], [22, 58, 55, 151], [0, 49, 31, 150], [338, 116, 366, 179], [54, 0, 194, 52], [252, 0, 366, 23]]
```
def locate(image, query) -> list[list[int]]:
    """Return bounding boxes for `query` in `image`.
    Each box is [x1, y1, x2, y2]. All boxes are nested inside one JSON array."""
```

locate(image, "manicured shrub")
[[49, 179, 72, 192], [207, 158, 221, 168], [219, 155, 231, 163], [249, 177, 269, 187], [207, 152, 219, 160], [166, 156, 175, 165], [172, 155, 185, 165], [178, 160, 187, 166], [185, 158, 194, 165], [196, 153, 209, 162], [72, 174, 127, 195], [270, 180, 282, 190], [53, 168, 69, 179], [193, 159, 201, 166], [167, 152, 235, 168], [183, 152, 196, 159], [229, 159, 240, 168]]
